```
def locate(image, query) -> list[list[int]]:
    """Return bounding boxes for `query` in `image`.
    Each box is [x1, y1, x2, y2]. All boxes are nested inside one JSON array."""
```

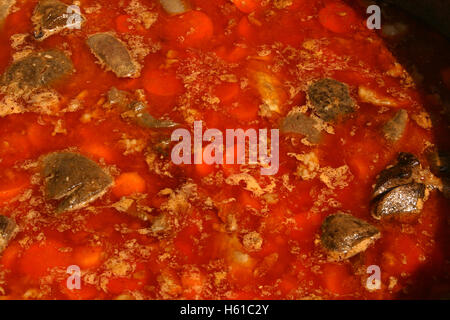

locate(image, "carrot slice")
[[164, 10, 214, 48], [143, 68, 184, 96], [232, 0, 260, 13], [318, 3, 358, 33], [113, 172, 146, 197], [214, 82, 240, 104], [19, 240, 71, 279], [73, 246, 104, 269], [115, 14, 133, 33], [0, 171, 30, 203]]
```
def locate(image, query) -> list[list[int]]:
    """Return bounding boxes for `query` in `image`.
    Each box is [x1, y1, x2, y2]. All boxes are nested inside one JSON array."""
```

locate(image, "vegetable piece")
[[320, 213, 380, 261], [280, 110, 321, 144], [0, 215, 18, 254], [250, 71, 284, 114], [382, 109, 408, 142], [307, 78, 355, 122], [32, 0, 85, 40], [358, 86, 401, 107], [232, 0, 259, 13], [159, 0, 191, 15], [143, 69, 183, 96], [1, 50, 73, 90], [19, 239, 70, 278], [112, 172, 146, 197], [42, 152, 113, 213], [163, 10, 213, 48], [115, 14, 133, 33], [86, 33, 138, 78], [318, 3, 357, 34]]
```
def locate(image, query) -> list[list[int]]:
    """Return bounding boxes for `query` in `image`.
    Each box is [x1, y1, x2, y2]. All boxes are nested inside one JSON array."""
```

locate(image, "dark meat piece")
[[320, 213, 380, 261], [372, 183, 427, 221], [87, 33, 138, 78], [0, 215, 18, 253], [372, 152, 420, 199], [128, 101, 177, 129], [1, 50, 73, 90], [42, 152, 113, 213], [32, 0, 85, 40], [280, 111, 321, 144], [0, 0, 15, 25], [307, 78, 355, 122], [159, 0, 191, 15], [382, 109, 408, 142]]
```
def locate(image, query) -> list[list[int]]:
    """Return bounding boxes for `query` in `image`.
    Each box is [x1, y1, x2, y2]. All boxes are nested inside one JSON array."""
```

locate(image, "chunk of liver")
[[42, 152, 113, 213], [87, 33, 138, 78], [382, 109, 408, 142], [0, 215, 18, 253], [1, 50, 73, 90], [372, 183, 427, 221], [32, 0, 85, 40], [307, 78, 355, 122], [280, 111, 321, 144], [320, 213, 380, 261]]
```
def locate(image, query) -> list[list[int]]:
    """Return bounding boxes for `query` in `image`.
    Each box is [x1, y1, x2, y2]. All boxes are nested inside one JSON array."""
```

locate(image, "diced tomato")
[[164, 11, 214, 48], [318, 3, 358, 33]]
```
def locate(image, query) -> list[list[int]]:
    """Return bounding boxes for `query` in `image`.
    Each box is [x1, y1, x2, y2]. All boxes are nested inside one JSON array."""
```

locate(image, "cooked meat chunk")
[[372, 152, 420, 199], [0, 0, 15, 25], [382, 109, 408, 142], [87, 33, 138, 78], [372, 183, 427, 220], [0, 215, 18, 253], [307, 78, 355, 122], [320, 213, 380, 261], [32, 0, 85, 40], [128, 101, 177, 128], [1, 50, 73, 90], [159, 0, 191, 15], [42, 152, 113, 213], [280, 111, 321, 144]]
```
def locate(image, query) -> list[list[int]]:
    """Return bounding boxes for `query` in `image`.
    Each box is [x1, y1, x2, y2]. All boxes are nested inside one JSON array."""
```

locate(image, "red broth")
[[0, 0, 448, 299]]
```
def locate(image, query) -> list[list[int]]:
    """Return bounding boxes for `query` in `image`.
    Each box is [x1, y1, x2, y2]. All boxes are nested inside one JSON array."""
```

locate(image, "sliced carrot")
[[143, 68, 184, 96], [318, 3, 358, 34], [115, 14, 133, 33], [73, 246, 104, 269], [214, 82, 240, 104], [0, 242, 21, 269], [113, 172, 146, 197], [19, 240, 71, 279], [232, 0, 260, 13], [164, 10, 214, 48], [0, 171, 30, 203], [237, 16, 256, 40], [80, 143, 115, 163], [27, 123, 52, 149]]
